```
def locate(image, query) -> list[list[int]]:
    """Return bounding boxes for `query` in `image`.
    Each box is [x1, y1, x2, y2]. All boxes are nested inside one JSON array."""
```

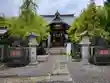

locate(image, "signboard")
[[53, 24, 62, 30], [55, 24, 60, 27]]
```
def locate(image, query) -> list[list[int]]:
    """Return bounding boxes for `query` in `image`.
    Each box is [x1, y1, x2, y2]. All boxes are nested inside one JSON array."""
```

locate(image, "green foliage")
[[5, 0, 49, 43], [104, 0, 110, 33], [68, 0, 109, 43]]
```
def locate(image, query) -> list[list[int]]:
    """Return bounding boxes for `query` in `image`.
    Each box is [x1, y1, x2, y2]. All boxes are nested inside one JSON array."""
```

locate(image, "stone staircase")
[[48, 47, 66, 55]]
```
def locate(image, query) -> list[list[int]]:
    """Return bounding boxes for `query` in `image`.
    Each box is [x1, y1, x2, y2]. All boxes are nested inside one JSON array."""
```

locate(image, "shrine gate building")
[[41, 11, 74, 47]]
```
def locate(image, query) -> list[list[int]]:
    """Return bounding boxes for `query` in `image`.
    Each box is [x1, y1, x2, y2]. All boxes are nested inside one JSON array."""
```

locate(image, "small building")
[[0, 26, 9, 44], [41, 11, 74, 47]]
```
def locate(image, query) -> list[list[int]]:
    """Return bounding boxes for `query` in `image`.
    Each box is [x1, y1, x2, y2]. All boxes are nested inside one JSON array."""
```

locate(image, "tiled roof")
[[40, 11, 75, 25], [40, 14, 74, 17], [0, 29, 7, 34]]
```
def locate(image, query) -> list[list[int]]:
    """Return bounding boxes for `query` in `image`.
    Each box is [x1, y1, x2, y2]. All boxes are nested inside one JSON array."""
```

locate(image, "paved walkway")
[[68, 61, 110, 83], [0, 55, 73, 83], [0, 55, 57, 77], [0, 55, 71, 77]]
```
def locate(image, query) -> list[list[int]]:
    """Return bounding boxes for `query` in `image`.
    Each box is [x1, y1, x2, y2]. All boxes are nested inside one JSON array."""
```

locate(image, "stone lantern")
[[79, 31, 91, 65], [27, 32, 39, 66]]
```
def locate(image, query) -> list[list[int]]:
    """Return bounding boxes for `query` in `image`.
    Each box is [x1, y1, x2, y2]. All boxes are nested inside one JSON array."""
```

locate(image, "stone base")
[[37, 55, 49, 62], [26, 61, 39, 67], [72, 59, 81, 62], [80, 59, 90, 65], [52, 62, 70, 75], [52, 69, 69, 75]]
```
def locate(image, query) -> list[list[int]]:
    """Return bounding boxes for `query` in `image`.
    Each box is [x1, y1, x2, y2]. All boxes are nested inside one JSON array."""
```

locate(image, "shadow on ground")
[[72, 59, 110, 66], [5, 62, 29, 68], [94, 63, 110, 66]]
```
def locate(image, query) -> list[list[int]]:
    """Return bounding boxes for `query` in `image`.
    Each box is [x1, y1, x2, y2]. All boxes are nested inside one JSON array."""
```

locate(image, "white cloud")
[[38, 0, 79, 14], [0, 0, 105, 17], [38, 0, 70, 14], [38, 0, 104, 16]]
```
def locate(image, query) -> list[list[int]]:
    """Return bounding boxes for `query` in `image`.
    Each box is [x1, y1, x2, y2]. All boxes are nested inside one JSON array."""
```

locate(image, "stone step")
[[49, 47, 66, 55]]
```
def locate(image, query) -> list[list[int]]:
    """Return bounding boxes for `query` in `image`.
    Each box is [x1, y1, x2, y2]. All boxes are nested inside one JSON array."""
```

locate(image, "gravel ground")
[[68, 61, 110, 83]]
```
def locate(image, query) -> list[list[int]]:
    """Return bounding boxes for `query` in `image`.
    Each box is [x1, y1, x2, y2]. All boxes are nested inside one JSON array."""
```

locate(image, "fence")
[[89, 46, 110, 64], [71, 44, 110, 64], [0, 46, 30, 64], [71, 43, 110, 64], [7, 47, 29, 57], [0, 45, 49, 64]]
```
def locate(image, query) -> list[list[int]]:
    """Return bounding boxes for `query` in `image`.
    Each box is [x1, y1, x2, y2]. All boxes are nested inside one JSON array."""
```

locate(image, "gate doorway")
[[49, 11, 70, 47]]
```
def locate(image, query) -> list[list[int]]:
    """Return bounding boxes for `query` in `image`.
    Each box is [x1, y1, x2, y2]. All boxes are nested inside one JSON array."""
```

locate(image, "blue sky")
[[0, 0, 105, 17]]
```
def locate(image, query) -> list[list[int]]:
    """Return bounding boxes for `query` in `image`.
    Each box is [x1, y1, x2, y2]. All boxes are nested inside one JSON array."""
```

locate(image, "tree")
[[68, 0, 109, 43], [104, 0, 110, 32], [7, 0, 49, 42], [19, 0, 38, 24]]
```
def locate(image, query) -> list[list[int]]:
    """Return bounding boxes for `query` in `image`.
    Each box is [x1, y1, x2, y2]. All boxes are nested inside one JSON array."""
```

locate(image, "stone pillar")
[[29, 45, 38, 65], [80, 36, 90, 65]]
